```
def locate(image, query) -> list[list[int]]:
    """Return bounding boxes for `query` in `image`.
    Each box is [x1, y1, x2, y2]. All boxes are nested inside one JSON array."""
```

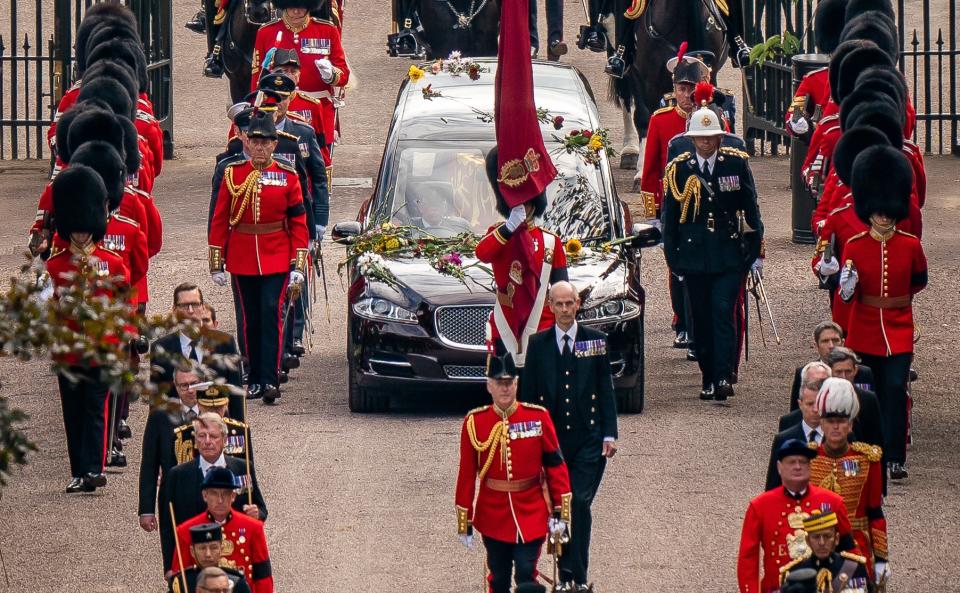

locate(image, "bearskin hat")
[[118, 116, 142, 175], [835, 44, 893, 103], [64, 107, 126, 164], [77, 76, 135, 120], [55, 100, 108, 163], [70, 141, 127, 211], [851, 145, 912, 223], [74, 2, 137, 74], [814, 0, 849, 54], [273, 0, 323, 10], [52, 165, 109, 243], [855, 65, 907, 106], [82, 58, 138, 108], [846, 103, 904, 149], [844, 0, 895, 22], [829, 39, 877, 103], [840, 87, 901, 130], [839, 12, 899, 60], [485, 147, 547, 219], [84, 22, 141, 73], [832, 125, 891, 185], [86, 38, 148, 94]]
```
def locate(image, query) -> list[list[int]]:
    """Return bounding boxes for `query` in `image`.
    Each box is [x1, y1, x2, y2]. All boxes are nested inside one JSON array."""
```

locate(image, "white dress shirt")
[[801, 421, 823, 444], [696, 151, 718, 177], [179, 332, 204, 362], [554, 322, 578, 353], [198, 452, 226, 477]]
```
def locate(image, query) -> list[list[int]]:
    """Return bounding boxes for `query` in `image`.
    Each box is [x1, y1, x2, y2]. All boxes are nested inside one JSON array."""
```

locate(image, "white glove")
[[751, 258, 764, 277], [788, 117, 810, 135], [839, 264, 858, 301], [315, 225, 326, 242], [817, 256, 840, 276], [211, 271, 228, 287], [459, 534, 474, 549], [289, 270, 305, 285], [314, 59, 335, 83], [875, 561, 890, 582], [547, 517, 568, 537], [505, 205, 527, 232]]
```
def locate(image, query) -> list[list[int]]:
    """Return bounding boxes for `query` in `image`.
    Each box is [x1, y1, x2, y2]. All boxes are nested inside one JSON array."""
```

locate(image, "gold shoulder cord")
[[466, 414, 506, 482], [668, 164, 702, 223], [226, 168, 262, 226]]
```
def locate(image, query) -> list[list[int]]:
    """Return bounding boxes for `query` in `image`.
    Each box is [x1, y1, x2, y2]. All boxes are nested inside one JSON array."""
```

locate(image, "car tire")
[[615, 317, 645, 414], [348, 361, 390, 413]]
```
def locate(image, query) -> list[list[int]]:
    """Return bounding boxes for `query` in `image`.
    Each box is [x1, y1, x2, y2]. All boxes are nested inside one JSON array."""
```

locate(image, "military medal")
[[260, 170, 288, 187], [222, 539, 235, 555]]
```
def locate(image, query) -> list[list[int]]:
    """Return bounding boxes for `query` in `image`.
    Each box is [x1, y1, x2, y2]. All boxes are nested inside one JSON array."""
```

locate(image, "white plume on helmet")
[[815, 377, 861, 419]]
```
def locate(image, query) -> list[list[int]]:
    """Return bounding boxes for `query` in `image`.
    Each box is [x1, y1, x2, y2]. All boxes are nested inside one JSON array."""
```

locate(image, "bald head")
[[549, 281, 579, 330]]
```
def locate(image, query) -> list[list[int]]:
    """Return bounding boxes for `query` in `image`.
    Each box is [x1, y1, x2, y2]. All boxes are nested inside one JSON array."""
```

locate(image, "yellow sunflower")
[[408, 65, 426, 84], [565, 237, 583, 257]]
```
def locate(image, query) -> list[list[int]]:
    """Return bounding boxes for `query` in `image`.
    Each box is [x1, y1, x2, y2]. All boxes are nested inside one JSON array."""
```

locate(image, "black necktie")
[[562, 335, 572, 358], [702, 161, 711, 178], [189, 341, 199, 362], [808, 430, 820, 445]]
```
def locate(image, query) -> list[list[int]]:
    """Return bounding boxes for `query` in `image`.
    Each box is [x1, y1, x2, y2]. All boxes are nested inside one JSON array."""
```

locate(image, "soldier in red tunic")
[[45, 165, 131, 494], [208, 111, 310, 404], [267, 49, 329, 166], [838, 145, 927, 480], [737, 439, 856, 593], [455, 354, 572, 593], [810, 378, 889, 582], [251, 0, 349, 168]]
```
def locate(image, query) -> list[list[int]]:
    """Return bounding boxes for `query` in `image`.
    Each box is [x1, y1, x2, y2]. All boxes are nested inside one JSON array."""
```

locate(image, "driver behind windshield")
[[411, 182, 472, 238]]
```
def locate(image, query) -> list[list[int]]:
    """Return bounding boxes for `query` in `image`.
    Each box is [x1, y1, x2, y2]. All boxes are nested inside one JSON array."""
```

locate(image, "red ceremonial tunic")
[[475, 223, 567, 344], [785, 67, 829, 131], [47, 82, 155, 150], [902, 140, 926, 208], [843, 229, 927, 356], [455, 402, 572, 543], [208, 159, 310, 276], [136, 110, 164, 176], [640, 105, 689, 217], [810, 442, 887, 573], [288, 91, 330, 165], [101, 212, 149, 302], [251, 17, 349, 157], [801, 105, 839, 185], [737, 484, 854, 593], [127, 186, 163, 258], [172, 511, 273, 593]]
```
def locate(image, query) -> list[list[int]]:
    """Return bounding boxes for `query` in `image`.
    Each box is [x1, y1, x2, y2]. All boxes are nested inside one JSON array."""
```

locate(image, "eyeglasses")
[[176, 302, 204, 311]]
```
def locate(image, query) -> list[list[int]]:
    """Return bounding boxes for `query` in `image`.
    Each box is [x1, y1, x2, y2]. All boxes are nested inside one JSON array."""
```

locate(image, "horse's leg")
[[620, 104, 641, 170], [631, 102, 652, 187]]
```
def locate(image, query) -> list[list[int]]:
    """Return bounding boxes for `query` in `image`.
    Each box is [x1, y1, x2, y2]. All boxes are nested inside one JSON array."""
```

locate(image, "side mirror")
[[628, 222, 662, 249], [331, 221, 362, 244]]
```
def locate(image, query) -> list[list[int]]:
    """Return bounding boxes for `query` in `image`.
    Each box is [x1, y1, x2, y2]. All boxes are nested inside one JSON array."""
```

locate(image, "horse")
[[205, 0, 273, 103], [600, 0, 728, 184], [412, 0, 501, 59]]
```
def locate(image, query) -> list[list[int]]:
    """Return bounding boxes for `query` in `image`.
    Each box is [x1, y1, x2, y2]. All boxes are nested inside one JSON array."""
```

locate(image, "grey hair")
[[196, 567, 231, 591], [826, 346, 860, 367], [193, 411, 227, 440], [800, 361, 832, 389]]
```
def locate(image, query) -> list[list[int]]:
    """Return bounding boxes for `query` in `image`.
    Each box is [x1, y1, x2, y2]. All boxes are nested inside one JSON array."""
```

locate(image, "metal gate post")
[[789, 53, 829, 244]]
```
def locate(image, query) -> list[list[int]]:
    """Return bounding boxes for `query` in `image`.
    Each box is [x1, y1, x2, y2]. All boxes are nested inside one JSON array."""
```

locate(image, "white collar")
[[182, 403, 199, 416], [199, 452, 226, 474], [801, 420, 822, 439], [696, 151, 718, 172], [555, 322, 578, 352]]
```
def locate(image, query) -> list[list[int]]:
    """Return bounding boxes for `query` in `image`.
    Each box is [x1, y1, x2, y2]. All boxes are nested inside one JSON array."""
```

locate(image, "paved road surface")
[[0, 1, 958, 591]]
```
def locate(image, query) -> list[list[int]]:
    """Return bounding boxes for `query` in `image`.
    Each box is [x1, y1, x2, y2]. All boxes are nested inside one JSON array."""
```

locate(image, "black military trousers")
[[857, 352, 912, 464], [232, 272, 288, 387], [559, 438, 607, 585], [284, 273, 309, 352], [669, 270, 691, 336], [685, 270, 744, 387], [57, 369, 108, 477], [529, 0, 564, 49], [483, 535, 544, 593]]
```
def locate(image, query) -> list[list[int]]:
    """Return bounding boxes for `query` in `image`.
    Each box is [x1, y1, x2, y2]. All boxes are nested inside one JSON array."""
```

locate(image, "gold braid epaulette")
[[667, 155, 702, 224], [466, 413, 506, 482], [226, 166, 261, 226], [850, 441, 882, 462], [720, 146, 750, 160]]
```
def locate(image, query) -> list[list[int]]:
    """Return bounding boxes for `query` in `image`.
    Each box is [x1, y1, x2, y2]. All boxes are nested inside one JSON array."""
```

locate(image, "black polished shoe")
[[262, 385, 280, 404], [699, 384, 715, 400], [185, 9, 206, 34], [686, 348, 698, 361], [889, 462, 908, 480], [117, 419, 132, 440], [83, 472, 107, 491], [247, 384, 263, 400], [203, 54, 224, 79], [673, 331, 690, 348], [291, 339, 306, 356], [281, 354, 301, 371], [66, 477, 86, 493], [278, 370, 289, 384], [714, 379, 734, 401], [548, 40, 567, 61], [909, 368, 919, 382], [106, 448, 127, 468]]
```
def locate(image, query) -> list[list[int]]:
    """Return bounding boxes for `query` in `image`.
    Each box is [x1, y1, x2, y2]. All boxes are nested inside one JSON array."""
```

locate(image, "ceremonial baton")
[[169, 502, 189, 593], [315, 241, 332, 323], [244, 423, 253, 506], [753, 269, 781, 344]]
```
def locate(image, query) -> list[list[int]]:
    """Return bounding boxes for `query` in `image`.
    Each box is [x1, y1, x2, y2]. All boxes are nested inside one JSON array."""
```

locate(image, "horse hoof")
[[619, 153, 639, 170]]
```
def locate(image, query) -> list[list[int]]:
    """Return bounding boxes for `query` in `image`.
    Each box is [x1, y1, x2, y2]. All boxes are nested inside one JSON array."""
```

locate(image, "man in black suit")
[[766, 362, 828, 490], [158, 413, 266, 575], [150, 282, 245, 421], [826, 347, 886, 487], [520, 281, 617, 591], [138, 369, 204, 571], [788, 321, 874, 411]]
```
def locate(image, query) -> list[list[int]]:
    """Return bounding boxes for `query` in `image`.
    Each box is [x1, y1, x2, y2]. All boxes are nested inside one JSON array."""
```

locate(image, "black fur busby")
[[52, 165, 109, 243], [814, 0, 849, 54], [81, 59, 138, 108], [74, 2, 138, 74], [85, 38, 148, 94], [839, 12, 899, 60], [64, 107, 125, 164], [832, 125, 890, 185], [844, 0, 895, 22], [840, 88, 901, 130], [829, 39, 878, 103], [55, 100, 107, 162], [851, 145, 912, 223], [70, 141, 127, 211], [77, 76, 135, 120], [484, 147, 547, 219], [855, 65, 907, 106], [846, 106, 904, 149], [835, 44, 893, 103], [274, 0, 323, 10], [118, 117, 142, 175]]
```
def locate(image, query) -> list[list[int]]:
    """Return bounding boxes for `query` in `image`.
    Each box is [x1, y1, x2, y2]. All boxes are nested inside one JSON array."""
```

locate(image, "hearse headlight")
[[353, 297, 418, 323], [577, 299, 640, 324]]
